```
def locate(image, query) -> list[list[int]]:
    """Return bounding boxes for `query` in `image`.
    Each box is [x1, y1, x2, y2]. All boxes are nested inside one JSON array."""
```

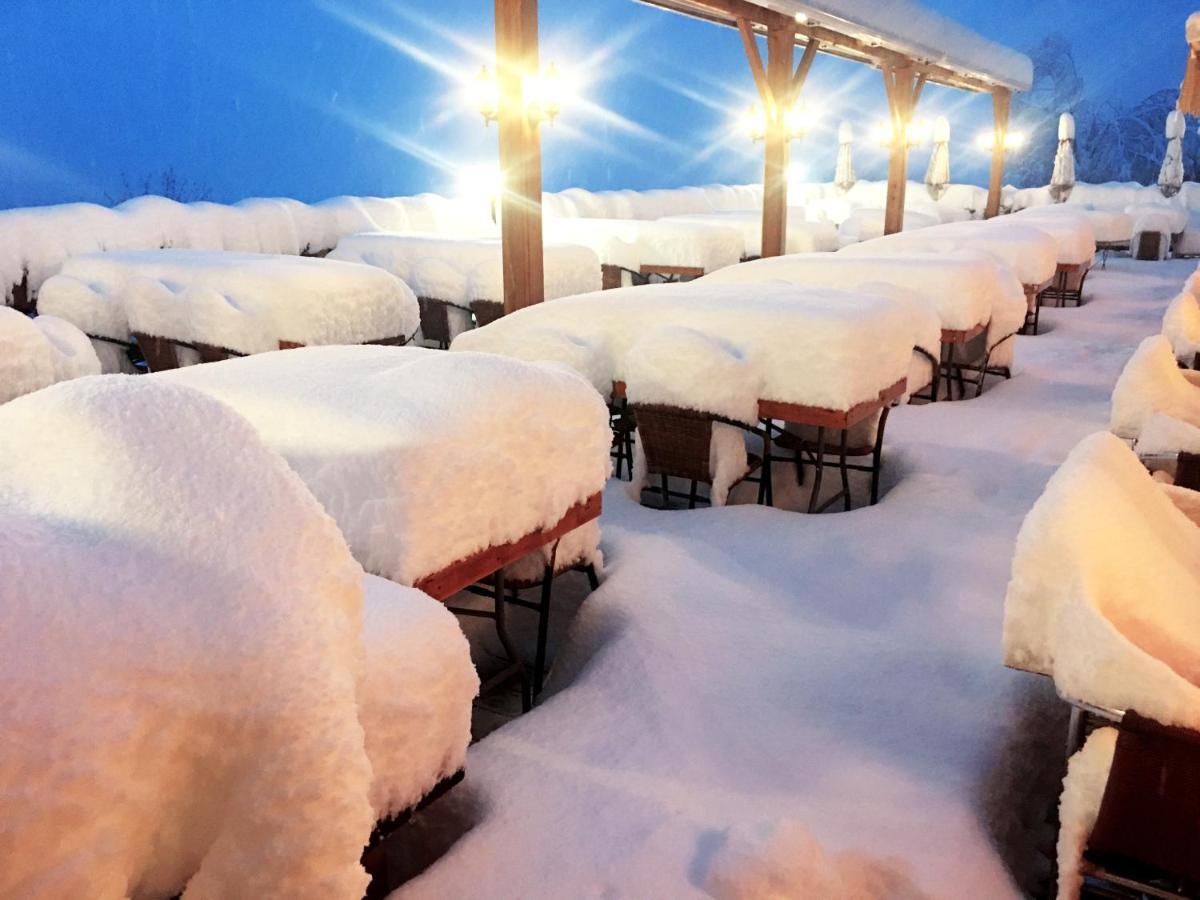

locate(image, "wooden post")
[[882, 64, 923, 236], [496, 0, 544, 313], [760, 20, 793, 258], [985, 88, 1012, 219]]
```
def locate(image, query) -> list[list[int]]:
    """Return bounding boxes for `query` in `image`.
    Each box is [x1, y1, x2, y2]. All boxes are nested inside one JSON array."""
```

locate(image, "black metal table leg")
[[807, 426, 826, 514], [532, 563, 554, 698], [492, 571, 531, 712], [838, 428, 851, 511]]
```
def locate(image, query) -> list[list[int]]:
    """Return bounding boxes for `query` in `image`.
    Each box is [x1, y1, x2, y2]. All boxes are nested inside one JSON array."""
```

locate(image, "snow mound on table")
[[42, 250, 420, 357], [1018, 204, 1134, 245], [842, 220, 1059, 286], [359, 574, 478, 820], [1135, 412, 1200, 457], [464, 325, 613, 394], [0, 376, 374, 899], [1056, 727, 1118, 900], [454, 281, 940, 412], [704, 819, 926, 900], [543, 217, 742, 273], [1126, 202, 1188, 235], [660, 211, 839, 257], [156, 345, 612, 587], [1110, 335, 1200, 439], [837, 208, 939, 244], [0, 308, 101, 403], [501, 519, 604, 585], [1163, 290, 1200, 363], [1002, 432, 1200, 678], [1005, 209, 1096, 265], [700, 250, 1025, 340], [329, 232, 601, 304]]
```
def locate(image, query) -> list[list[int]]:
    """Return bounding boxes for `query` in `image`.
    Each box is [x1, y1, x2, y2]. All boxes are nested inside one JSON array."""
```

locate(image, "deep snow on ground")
[[393, 258, 1192, 899]]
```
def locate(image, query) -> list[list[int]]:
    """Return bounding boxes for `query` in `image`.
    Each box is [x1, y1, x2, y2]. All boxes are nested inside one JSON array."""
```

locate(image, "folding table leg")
[[532, 564, 554, 698], [807, 427, 826, 514], [492, 572, 531, 712]]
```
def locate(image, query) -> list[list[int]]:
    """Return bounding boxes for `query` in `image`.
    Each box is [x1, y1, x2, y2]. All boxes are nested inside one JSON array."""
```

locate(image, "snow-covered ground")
[[393, 257, 1194, 899]]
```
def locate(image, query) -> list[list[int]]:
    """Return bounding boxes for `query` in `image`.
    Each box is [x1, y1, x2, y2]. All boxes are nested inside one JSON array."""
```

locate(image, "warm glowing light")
[[786, 161, 808, 193], [456, 163, 504, 201], [469, 65, 500, 124], [794, 11, 809, 23], [976, 129, 1026, 151], [739, 102, 817, 142]]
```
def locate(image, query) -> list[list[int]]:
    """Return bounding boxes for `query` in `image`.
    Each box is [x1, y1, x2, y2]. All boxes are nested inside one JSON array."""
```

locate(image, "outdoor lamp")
[[741, 102, 815, 142], [871, 117, 931, 148], [740, 104, 769, 142], [976, 129, 1026, 151], [471, 65, 500, 124], [523, 63, 564, 124]]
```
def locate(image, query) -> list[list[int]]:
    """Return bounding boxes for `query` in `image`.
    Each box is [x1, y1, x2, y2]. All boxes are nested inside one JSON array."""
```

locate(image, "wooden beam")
[[789, 38, 819, 102], [760, 19, 792, 258], [985, 88, 1012, 219], [496, 0, 544, 313], [882, 64, 921, 236], [736, 17, 773, 108]]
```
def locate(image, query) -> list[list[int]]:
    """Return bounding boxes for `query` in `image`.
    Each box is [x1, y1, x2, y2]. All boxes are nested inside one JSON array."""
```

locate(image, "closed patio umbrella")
[[1050, 112, 1076, 203], [1159, 109, 1186, 198], [925, 116, 950, 201], [834, 121, 855, 192]]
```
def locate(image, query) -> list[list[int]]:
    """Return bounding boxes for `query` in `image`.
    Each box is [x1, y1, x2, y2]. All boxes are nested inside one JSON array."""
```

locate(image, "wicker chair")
[[469, 299, 504, 329], [418, 296, 453, 349], [765, 407, 891, 512], [631, 403, 764, 509]]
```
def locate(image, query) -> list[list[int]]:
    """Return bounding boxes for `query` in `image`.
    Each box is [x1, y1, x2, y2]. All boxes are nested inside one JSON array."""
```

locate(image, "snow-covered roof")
[[638, 0, 1033, 93]]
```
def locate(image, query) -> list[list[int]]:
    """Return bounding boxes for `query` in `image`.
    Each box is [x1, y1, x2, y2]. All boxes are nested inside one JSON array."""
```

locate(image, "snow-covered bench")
[[0, 307, 100, 403], [0, 375, 477, 897], [157, 345, 610, 706], [37, 249, 419, 372], [541, 217, 741, 288], [328, 232, 601, 346], [659, 210, 838, 258], [1110, 335, 1200, 441], [453, 281, 940, 510], [699, 251, 1026, 399]]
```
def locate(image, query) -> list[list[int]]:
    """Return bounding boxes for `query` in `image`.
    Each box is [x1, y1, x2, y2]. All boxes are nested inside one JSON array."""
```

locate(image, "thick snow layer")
[[1005, 209, 1095, 266], [700, 251, 1026, 342], [1131, 214, 1173, 260], [542, 217, 742, 273], [1136, 412, 1200, 457], [39, 249, 419, 357], [359, 575, 478, 820], [453, 281, 941, 411], [840, 219, 1059, 286], [1016, 203, 1133, 245], [1126, 202, 1188, 234], [836, 208, 940, 244], [0, 308, 100, 403], [1056, 728, 1117, 900], [1110, 334, 1200, 439], [544, 184, 762, 221], [329, 232, 601, 304], [0, 376, 376, 898], [1163, 290, 1200, 361], [660, 211, 839, 257], [396, 258, 1196, 900], [501, 520, 604, 586], [156, 345, 611, 587], [1002, 431, 1200, 681], [753, 1, 1031, 90]]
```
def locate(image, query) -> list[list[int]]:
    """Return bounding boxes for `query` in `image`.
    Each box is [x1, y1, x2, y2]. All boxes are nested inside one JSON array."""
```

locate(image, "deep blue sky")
[[0, 0, 1193, 209]]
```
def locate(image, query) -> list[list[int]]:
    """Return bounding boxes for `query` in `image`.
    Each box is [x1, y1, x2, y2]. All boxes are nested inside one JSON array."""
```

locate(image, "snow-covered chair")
[[625, 327, 765, 509], [1163, 290, 1200, 368], [0, 376, 477, 897], [1131, 211, 1174, 261], [1110, 335, 1200, 441], [0, 307, 101, 403], [38, 249, 420, 372]]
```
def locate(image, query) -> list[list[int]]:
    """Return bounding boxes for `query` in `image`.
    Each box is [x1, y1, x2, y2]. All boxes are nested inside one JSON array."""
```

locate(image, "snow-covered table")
[[156, 344, 610, 596], [658, 210, 839, 258], [0, 307, 101, 403], [37, 249, 419, 372], [700, 251, 1027, 398], [328, 231, 602, 343], [1110, 335, 1200, 441], [542, 216, 742, 287], [454, 281, 939, 510]]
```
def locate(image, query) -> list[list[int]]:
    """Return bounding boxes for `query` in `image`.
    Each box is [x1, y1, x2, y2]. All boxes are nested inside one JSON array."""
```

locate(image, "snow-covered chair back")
[[0, 307, 101, 403], [0, 376, 378, 897], [625, 326, 761, 507], [1162, 290, 1200, 365], [1110, 335, 1200, 439], [1002, 432, 1200, 682]]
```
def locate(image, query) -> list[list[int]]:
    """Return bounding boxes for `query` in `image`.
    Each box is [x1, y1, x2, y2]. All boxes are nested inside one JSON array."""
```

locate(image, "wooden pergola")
[[493, 0, 1029, 313]]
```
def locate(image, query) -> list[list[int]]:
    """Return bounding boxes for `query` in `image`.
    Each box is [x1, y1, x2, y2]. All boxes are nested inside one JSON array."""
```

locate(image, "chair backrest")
[[470, 299, 504, 329], [418, 296, 451, 347], [631, 403, 714, 484]]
